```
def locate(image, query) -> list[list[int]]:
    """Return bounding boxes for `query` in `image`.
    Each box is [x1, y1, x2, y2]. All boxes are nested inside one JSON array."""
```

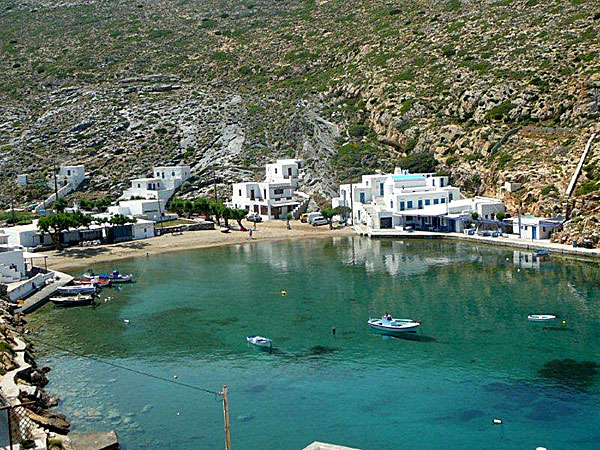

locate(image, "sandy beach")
[[46, 221, 354, 271]]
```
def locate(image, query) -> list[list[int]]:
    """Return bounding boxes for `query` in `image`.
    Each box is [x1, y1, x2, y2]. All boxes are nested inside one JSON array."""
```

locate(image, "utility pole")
[[349, 181, 354, 226], [212, 165, 218, 203], [53, 164, 59, 203], [221, 385, 232, 450], [10, 179, 16, 224]]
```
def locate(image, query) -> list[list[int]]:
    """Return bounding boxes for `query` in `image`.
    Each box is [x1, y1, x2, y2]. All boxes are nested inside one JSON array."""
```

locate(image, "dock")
[[354, 226, 600, 259], [16, 271, 74, 314]]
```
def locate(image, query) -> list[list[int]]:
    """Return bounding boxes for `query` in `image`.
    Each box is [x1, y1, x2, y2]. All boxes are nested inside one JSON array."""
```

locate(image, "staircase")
[[292, 191, 311, 219], [0, 263, 21, 283], [566, 133, 597, 198]]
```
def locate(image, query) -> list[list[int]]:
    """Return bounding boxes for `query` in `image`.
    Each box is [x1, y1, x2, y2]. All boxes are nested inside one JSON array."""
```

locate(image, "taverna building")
[[229, 159, 309, 220], [332, 168, 505, 232]]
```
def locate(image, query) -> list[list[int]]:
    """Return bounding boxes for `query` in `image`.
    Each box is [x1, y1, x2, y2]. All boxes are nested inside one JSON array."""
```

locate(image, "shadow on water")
[[538, 359, 600, 391], [377, 333, 437, 343]]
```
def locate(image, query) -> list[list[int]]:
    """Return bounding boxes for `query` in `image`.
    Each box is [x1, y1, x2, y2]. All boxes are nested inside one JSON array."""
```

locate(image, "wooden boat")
[[73, 278, 111, 287], [57, 285, 97, 295], [528, 314, 557, 322], [246, 335, 272, 349], [83, 270, 132, 284], [368, 316, 420, 335], [50, 294, 95, 307]]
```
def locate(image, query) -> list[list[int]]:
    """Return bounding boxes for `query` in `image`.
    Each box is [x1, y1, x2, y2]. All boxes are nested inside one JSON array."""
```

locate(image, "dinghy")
[[528, 314, 557, 322], [57, 285, 97, 295], [246, 335, 272, 349], [50, 294, 95, 307], [368, 315, 420, 335]]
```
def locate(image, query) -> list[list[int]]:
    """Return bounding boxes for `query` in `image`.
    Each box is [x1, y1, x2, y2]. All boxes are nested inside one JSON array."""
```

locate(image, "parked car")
[[307, 212, 323, 224], [246, 213, 262, 223], [311, 216, 328, 226]]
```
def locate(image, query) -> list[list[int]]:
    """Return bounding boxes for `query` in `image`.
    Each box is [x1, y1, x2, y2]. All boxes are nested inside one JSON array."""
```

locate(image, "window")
[[380, 183, 384, 196], [418, 200, 423, 209], [441, 198, 446, 204], [274, 188, 284, 195], [171, 171, 175, 177], [449, 193, 453, 201], [263, 189, 267, 198], [390, 201, 393, 208], [425, 199, 431, 206], [275, 168, 278, 174], [407, 200, 413, 209], [399, 201, 405, 211], [434, 198, 439, 205], [238, 190, 242, 196], [440, 178, 444, 187], [359, 192, 366, 203], [288, 168, 292, 176]]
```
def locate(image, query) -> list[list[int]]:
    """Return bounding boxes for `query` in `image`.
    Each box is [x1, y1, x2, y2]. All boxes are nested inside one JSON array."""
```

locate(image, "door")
[[532, 226, 537, 240], [418, 200, 423, 209], [359, 192, 365, 203], [380, 217, 392, 229]]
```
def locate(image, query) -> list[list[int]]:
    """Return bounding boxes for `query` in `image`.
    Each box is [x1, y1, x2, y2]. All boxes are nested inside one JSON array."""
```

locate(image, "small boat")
[[57, 285, 97, 295], [246, 335, 272, 349], [220, 227, 230, 233], [50, 294, 95, 307], [528, 314, 557, 322], [368, 316, 420, 335], [83, 270, 133, 283], [73, 278, 111, 287]]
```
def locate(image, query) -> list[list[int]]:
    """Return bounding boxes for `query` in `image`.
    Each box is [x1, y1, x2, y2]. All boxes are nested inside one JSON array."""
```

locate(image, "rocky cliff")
[[1, 0, 599, 241]]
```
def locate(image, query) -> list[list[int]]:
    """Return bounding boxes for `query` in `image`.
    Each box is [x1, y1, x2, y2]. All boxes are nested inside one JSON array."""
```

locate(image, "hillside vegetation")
[[1, 0, 599, 241]]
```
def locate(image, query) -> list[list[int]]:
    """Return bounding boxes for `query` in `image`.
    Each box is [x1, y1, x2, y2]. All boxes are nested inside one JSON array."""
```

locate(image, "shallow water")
[[30, 237, 600, 449]]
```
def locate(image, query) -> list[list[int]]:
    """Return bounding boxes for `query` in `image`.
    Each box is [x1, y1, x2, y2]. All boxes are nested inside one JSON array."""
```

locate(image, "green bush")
[[540, 184, 558, 196], [485, 101, 516, 120], [348, 123, 368, 137], [397, 152, 437, 173]]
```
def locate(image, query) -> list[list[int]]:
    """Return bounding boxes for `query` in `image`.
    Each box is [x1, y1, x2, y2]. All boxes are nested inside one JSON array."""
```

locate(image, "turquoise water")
[[30, 237, 600, 449]]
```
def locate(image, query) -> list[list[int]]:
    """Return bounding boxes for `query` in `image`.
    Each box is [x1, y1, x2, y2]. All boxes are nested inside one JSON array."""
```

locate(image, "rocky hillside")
[[1, 0, 599, 239]]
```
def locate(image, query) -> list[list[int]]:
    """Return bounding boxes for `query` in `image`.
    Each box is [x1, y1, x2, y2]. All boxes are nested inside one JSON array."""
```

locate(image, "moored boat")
[[220, 227, 230, 233], [528, 314, 556, 322], [246, 335, 272, 350], [83, 270, 132, 284], [368, 315, 420, 335], [50, 294, 95, 307], [73, 278, 111, 287], [57, 285, 97, 295]]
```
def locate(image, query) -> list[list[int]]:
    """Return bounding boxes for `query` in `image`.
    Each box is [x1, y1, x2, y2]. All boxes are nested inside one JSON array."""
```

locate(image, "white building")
[[332, 168, 506, 232], [36, 164, 86, 212], [132, 219, 155, 240], [108, 199, 166, 222], [16, 174, 28, 187], [0, 234, 26, 282], [0, 222, 47, 248], [511, 216, 563, 240], [229, 159, 305, 220], [122, 166, 190, 201]]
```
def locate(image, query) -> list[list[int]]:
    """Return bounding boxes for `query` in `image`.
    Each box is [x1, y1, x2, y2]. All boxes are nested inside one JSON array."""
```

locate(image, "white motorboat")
[[368, 316, 420, 335], [220, 227, 230, 233], [57, 285, 97, 295], [528, 314, 557, 322], [50, 294, 95, 307], [246, 335, 272, 349]]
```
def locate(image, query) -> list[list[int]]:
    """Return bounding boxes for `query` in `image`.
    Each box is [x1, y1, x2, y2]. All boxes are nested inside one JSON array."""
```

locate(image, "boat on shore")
[[528, 314, 557, 322], [83, 270, 133, 284], [57, 285, 97, 295], [368, 316, 420, 335], [246, 335, 273, 350], [50, 294, 95, 307], [220, 227, 230, 233]]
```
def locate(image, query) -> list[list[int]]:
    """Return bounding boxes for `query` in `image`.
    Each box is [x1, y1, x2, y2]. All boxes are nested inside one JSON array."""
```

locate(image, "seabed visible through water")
[[30, 237, 600, 449]]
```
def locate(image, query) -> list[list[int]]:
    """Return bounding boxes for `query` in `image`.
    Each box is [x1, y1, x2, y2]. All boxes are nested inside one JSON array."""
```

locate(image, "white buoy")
[[124, 319, 130, 324], [173, 375, 178, 379], [493, 418, 503, 425], [536, 447, 548, 450], [176, 412, 180, 416]]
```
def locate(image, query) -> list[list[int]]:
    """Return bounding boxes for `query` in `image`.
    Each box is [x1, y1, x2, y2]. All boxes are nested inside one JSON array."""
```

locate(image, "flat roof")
[[392, 174, 426, 180], [131, 177, 162, 182]]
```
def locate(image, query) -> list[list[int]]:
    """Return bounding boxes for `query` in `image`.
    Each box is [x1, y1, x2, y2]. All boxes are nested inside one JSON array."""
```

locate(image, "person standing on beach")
[[249, 229, 253, 240]]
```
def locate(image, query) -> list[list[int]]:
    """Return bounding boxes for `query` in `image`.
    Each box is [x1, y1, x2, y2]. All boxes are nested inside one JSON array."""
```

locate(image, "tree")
[[321, 208, 336, 230], [285, 212, 293, 230], [495, 211, 506, 221], [193, 197, 211, 220], [53, 197, 68, 213], [333, 206, 352, 224], [169, 198, 185, 216], [217, 204, 232, 228], [471, 212, 479, 221], [210, 202, 222, 225], [183, 200, 194, 218], [231, 208, 248, 230], [38, 212, 81, 250], [110, 214, 136, 226]]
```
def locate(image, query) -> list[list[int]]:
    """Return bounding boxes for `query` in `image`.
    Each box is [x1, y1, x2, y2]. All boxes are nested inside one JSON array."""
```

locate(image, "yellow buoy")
[[280, 290, 287, 297]]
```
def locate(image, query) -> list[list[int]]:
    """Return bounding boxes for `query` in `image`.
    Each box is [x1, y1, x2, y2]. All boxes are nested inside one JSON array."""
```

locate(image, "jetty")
[[15, 270, 74, 314], [355, 225, 600, 259]]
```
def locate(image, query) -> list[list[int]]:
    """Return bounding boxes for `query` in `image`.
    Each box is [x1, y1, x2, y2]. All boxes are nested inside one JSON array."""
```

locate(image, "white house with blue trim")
[[332, 168, 505, 232], [511, 216, 563, 240]]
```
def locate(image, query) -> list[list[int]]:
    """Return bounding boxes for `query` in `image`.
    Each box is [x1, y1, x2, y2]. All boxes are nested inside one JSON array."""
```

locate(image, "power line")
[[28, 334, 223, 398]]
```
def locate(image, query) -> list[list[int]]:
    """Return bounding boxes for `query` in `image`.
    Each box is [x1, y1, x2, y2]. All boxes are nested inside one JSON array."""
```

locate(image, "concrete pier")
[[16, 271, 74, 314], [354, 226, 600, 260]]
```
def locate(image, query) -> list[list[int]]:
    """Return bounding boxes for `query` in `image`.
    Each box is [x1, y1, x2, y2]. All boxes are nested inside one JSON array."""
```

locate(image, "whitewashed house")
[[122, 165, 190, 202], [35, 164, 86, 212], [108, 199, 166, 222], [332, 168, 506, 232], [0, 234, 26, 283], [229, 159, 306, 220], [510, 216, 563, 240]]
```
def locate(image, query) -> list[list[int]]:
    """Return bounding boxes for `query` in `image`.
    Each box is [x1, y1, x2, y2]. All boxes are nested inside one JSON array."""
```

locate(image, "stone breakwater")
[[0, 284, 118, 450]]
